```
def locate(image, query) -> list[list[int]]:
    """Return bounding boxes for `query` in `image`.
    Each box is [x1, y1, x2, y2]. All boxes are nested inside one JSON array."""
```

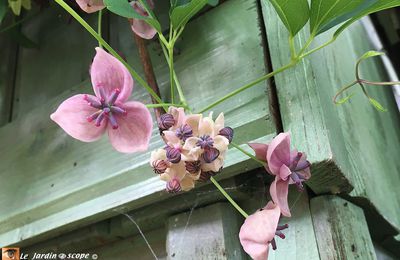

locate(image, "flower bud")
[[219, 127, 234, 143], [185, 160, 201, 174], [152, 160, 168, 174], [158, 113, 175, 130], [202, 147, 220, 163], [176, 124, 193, 141], [165, 146, 181, 163], [166, 178, 181, 193]]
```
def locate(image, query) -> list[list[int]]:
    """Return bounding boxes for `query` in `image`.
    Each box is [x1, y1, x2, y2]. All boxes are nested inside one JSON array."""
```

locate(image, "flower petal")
[[50, 94, 106, 142], [239, 201, 281, 260], [166, 161, 186, 180], [107, 101, 152, 153], [214, 113, 225, 133], [91, 47, 133, 103], [75, 0, 104, 13], [180, 175, 195, 191], [267, 133, 291, 175], [163, 130, 181, 146], [130, 1, 157, 40], [248, 143, 268, 162], [213, 135, 229, 153], [185, 114, 201, 136], [198, 116, 214, 136], [150, 148, 167, 164], [270, 176, 291, 217], [168, 106, 186, 130]]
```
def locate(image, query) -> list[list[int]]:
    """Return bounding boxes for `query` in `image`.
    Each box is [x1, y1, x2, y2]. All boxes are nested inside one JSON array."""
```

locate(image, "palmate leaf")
[[170, 0, 208, 29], [268, 0, 309, 37], [310, 0, 365, 35], [334, 0, 400, 38], [103, 0, 161, 32]]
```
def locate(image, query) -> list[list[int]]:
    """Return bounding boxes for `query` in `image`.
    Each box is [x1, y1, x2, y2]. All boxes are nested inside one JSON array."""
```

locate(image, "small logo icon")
[[91, 254, 98, 259], [2, 248, 20, 260], [58, 253, 67, 259]]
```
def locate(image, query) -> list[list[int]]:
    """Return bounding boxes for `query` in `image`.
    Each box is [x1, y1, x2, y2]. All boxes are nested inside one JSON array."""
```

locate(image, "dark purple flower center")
[[158, 113, 175, 130], [197, 135, 214, 149], [176, 124, 193, 141], [271, 224, 289, 250], [202, 148, 220, 163], [166, 178, 181, 193], [219, 127, 234, 143], [84, 87, 127, 129], [165, 146, 182, 163], [288, 152, 310, 191]]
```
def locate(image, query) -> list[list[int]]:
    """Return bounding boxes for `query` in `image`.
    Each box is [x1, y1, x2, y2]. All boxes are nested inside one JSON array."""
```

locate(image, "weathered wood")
[[166, 202, 245, 259], [262, 0, 400, 248], [311, 196, 376, 260], [0, 0, 275, 247]]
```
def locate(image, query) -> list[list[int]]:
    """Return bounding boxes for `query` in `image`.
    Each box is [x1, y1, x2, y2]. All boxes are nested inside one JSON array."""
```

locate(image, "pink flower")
[[51, 47, 152, 153], [74, 0, 157, 39], [239, 201, 288, 260], [249, 133, 311, 217], [129, 0, 157, 40]]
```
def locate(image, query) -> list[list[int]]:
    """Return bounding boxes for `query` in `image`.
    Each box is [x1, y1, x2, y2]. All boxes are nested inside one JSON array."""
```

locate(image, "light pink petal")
[[213, 136, 229, 153], [267, 133, 291, 175], [185, 114, 201, 136], [50, 94, 106, 142], [163, 130, 181, 146], [180, 175, 195, 191], [239, 201, 281, 260], [75, 0, 104, 13], [198, 117, 214, 136], [91, 47, 133, 103], [279, 164, 292, 181], [248, 143, 268, 162], [107, 101, 152, 153], [168, 106, 186, 129], [129, 1, 157, 39], [166, 161, 186, 180], [270, 176, 291, 217], [214, 113, 225, 133]]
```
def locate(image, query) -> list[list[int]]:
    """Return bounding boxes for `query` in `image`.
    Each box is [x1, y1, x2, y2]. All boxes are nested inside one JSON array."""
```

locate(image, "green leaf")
[[368, 98, 387, 112], [170, 0, 208, 29], [334, 0, 400, 38], [268, 0, 310, 37], [208, 0, 219, 7], [310, 0, 366, 35], [103, 0, 161, 32], [319, 0, 376, 33], [0, 0, 7, 24], [358, 50, 385, 62], [336, 93, 355, 104]]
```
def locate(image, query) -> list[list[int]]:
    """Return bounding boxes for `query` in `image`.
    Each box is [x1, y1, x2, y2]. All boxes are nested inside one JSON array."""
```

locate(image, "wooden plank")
[[310, 196, 376, 260], [262, 0, 400, 244], [166, 202, 246, 259], [11, 2, 99, 120], [0, 0, 275, 247]]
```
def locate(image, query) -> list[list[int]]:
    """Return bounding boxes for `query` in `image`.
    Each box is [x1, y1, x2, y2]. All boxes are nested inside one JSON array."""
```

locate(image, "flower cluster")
[[239, 133, 311, 259], [150, 107, 234, 193]]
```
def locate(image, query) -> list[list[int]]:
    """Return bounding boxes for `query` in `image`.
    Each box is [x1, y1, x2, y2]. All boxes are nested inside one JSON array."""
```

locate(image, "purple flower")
[[249, 133, 311, 217], [50, 48, 152, 153]]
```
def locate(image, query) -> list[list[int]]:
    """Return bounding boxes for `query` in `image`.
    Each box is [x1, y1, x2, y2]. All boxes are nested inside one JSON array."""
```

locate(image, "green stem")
[[97, 10, 102, 48], [145, 103, 187, 108], [297, 34, 315, 57], [289, 35, 297, 61], [54, 0, 165, 110], [333, 80, 358, 104], [168, 44, 175, 104], [299, 37, 336, 59], [198, 61, 297, 113], [230, 142, 266, 167], [210, 177, 248, 218], [160, 39, 189, 110], [361, 80, 400, 86]]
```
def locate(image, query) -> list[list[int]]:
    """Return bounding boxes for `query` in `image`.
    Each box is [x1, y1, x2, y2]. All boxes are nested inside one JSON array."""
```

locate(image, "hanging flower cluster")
[[150, 107, 234, 193], [239, 133, 311, 259]]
